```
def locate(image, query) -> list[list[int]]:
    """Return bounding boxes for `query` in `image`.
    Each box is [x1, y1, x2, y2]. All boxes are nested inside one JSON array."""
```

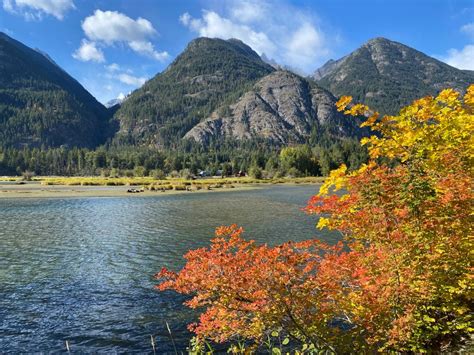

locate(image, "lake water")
[[0, 185, 336, 353]]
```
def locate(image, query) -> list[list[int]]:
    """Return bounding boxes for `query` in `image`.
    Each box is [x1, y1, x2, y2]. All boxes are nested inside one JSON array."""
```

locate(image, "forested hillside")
[[0, 32, 110, 148]]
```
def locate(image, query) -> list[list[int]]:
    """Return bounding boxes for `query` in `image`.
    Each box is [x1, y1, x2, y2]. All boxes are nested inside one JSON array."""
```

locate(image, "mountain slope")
[[0, 32, 109, 148], [113, 37, 275, 147], [313, 37, 474, 114], [184, 70, 365, 145]]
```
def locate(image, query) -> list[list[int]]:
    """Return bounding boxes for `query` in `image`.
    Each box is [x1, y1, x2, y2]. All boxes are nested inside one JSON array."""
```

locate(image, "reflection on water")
[[0, 185, 336, 353]]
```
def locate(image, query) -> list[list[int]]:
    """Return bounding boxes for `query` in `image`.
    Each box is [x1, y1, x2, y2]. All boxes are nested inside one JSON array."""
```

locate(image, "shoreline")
[[0, 179, 322, 199], [0, 182, 256, 199]]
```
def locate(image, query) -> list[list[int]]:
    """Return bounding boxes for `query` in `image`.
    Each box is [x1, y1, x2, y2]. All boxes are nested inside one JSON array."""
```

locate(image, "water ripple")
[[0, 185, 335, 353]]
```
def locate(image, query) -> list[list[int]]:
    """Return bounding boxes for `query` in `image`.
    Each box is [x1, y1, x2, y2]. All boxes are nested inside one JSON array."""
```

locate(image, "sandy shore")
[[0, 181, 260, 199]]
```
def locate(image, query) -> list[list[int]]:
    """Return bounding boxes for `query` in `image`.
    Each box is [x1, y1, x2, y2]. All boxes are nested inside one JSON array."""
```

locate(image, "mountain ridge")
[[312, 37, 474, 114], [0, 33, 472, 150]]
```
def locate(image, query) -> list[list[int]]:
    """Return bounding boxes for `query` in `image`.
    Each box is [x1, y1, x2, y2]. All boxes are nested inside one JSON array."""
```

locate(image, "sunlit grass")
[[0, 176, 20, 181], [34, 176, 325, 189]]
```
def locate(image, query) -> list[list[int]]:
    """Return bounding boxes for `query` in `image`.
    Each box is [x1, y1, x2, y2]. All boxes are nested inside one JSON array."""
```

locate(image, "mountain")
[[185, 70, 365, 145], [105, 92, 129, 109], [0, 32, 110, 148], [105, 98, 123, 109], [2, 34, 471, 151], [312, 58, 344, 80], [312, 37, 474, 114], [113, 37, 275, 147]]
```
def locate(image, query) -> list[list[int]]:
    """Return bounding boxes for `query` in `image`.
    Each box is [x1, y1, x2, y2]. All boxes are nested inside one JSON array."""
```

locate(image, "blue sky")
[[1, 0, 473, 104]]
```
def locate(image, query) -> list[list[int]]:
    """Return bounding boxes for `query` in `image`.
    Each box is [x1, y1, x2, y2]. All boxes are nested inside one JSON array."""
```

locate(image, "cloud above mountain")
[[441, 23, 474, 70], [72, 39, 104, 62], [179, 0, 333, 73], [443, 44, 474, 70], [180, 11, 276, 57], [2, 0, 75, 20], [460, 23, 474, 40], [73, 10, 169, 63], [117, 73, 147, 86]]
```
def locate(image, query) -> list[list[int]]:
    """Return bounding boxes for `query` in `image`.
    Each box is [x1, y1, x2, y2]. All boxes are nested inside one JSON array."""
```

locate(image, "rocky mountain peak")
[[312, 37, 474, 114]]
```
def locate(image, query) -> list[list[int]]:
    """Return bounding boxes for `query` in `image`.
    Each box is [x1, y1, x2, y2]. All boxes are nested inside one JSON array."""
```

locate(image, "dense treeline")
[[0, 138, 367, 178]]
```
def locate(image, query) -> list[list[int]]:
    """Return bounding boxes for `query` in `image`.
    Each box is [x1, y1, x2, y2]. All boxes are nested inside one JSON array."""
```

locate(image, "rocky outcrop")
[[184, 71, 362, 145]]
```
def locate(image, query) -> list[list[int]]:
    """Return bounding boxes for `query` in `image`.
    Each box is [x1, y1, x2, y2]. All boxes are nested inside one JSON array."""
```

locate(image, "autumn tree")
[[156, 86, 474, 352]]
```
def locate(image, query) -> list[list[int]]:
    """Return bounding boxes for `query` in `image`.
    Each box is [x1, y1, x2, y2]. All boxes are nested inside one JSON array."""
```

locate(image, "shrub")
[[21, 170, 35, 181], [150, 169, 166, 180], [133, 166, 147, 177], [110, 168, 120, 178], [156, 87, 474, 352], [249, 165, 263, 179]]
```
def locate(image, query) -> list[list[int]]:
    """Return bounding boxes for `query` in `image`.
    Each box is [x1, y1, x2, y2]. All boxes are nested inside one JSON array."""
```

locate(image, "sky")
[[1, 0, 473, 104]]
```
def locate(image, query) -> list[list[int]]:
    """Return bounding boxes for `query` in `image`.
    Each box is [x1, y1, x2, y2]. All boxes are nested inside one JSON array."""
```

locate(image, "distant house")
[[235, 170, 246, 177], [198, 170, 210, 178], [215, 169, 223, 177]]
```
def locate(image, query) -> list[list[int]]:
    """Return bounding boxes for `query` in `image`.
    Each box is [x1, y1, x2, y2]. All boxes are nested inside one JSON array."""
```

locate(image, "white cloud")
[[461, 23, 474, 40], [443, 44, 474, 70], [75, 10, 169, 62], [82, 10, 155, 43], [179, 0, 332, 73], [180, 10, 276, 57], [285, 22, 328, 69], [128, 40, 169, 61], [438, 22, 474, 70], [105, 63, 120, 72], [103, 64, 148, 90], [2, 0, 13, 12], [229, 0, 267, 23], [72, 40, 104, 63], [3, 0, 75, 20], [118, 73, 147, 86]]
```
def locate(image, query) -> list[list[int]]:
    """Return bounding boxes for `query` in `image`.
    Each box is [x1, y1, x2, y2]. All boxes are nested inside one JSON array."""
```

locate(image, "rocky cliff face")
[[185, 71, 363, 145]]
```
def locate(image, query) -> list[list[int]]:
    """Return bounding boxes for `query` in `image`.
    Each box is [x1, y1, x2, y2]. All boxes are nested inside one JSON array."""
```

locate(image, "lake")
[[0, 185, 336, 353]]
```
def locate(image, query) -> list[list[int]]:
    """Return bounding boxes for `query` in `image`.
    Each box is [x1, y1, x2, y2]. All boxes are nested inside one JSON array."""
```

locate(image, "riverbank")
[[0, 176, 324, 199]]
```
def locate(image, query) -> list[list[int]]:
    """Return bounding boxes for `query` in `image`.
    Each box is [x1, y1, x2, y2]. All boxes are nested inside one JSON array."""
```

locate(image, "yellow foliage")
[[335, 85, 474, 172], [318, 164, 347, 195], [316, 217, 330, 229]]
